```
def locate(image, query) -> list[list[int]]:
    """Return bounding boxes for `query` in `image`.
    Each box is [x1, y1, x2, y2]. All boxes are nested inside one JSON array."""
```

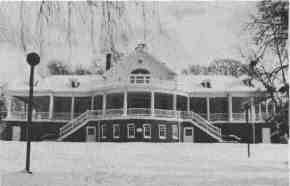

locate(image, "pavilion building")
[[2, 44, 274, 143]]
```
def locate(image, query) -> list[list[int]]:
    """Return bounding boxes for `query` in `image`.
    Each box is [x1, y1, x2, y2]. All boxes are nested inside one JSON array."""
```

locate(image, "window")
[[127, 124, 135, 138], [159, 125, 167, 139], [113, 124, 120, 139], [201, 80, 211, 88], [143, 124, 151, 138], [185, 128, 193, 136], [172, 125, 178, 140], [130, 68, 151, 84], [87, 127, 95, 135], [101, 124, 107, 138]]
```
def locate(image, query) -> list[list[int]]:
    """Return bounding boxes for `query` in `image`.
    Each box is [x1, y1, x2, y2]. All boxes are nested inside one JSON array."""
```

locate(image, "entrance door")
[[183, 127, 194, 142], [86, 126, 96, 142], [262, 128, 271, 143], [12, 126, 21, 141]]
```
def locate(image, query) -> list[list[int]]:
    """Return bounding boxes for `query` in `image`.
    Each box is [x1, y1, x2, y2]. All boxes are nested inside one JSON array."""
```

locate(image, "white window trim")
[[129, 75, 151, 84], [101, 124, 107, 139], [113, 124, 120, 139], [127, 123, 135, 138], [159, 124, 167, 139], [143, 124, 151, 139], [172, 125, 179, 140]]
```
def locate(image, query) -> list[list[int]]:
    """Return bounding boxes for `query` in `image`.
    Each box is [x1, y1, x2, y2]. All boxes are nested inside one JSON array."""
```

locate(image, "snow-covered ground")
[[0, 142, 288, 186]]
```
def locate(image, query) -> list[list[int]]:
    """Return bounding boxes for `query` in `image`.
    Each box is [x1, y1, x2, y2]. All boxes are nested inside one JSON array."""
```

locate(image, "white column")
[[173, 94, 177, 118], [265, 100, 269, 115], [250, 97, 255, 122], [6, 96, 12, 118], [151, 91, 155, 116], [187, 96, 190, 112], [102, 94, 106, 116], [123, 91, 127, 116], [206, 97, 210, 121], [272, 102, 276, 113], [91, 96, 94, 110], [48, 94, 54, 120], [258, 103, 262, 121], [173, 94, 177, 110], [71, 96, 75, 119], [228, 94, 232, 122]]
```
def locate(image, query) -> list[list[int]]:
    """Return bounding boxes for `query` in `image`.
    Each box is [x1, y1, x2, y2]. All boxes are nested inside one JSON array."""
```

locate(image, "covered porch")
[[6, 91, 272, 122]]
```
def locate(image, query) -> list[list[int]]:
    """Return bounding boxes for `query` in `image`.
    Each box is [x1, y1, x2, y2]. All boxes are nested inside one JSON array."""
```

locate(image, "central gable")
[[104, 44, 177, 83]]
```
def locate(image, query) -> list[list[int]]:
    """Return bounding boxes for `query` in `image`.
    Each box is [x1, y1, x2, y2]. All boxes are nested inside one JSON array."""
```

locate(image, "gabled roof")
[[103, 45, 177, 81]]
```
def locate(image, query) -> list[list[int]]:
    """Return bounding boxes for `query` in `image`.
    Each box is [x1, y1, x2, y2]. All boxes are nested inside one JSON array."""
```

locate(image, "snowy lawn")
[[0, 142, 288, 186]]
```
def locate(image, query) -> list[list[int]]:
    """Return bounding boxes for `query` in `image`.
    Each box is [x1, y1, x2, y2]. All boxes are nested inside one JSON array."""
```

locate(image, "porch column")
[[187, 96, 190, 112], [258, 103, 262, 121], [206, 97, 210, 121], [71, 96, 75, 119], [102, 94, 106, 117], [265, 100, 269, 115], [250, 97, 255, 122], [228, 94, 232, 122], [48, 94, 54, 120], [173, 94, 177, 117], [6, 96, 12, 118], [151, 91, 155, 116], [123, 91, 127, 116], [90, 96, 94, 110]]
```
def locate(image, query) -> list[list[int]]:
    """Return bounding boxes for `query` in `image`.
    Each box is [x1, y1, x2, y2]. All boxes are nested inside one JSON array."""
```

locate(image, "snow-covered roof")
[[7, 75, 105, 93], [177, 75, 265, 93], [6, 74, 265, 95]]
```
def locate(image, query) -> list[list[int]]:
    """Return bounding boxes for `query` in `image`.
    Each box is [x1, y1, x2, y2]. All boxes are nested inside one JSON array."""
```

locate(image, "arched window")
[[131, 68, 150, 74], [130, 68, 151, 84]]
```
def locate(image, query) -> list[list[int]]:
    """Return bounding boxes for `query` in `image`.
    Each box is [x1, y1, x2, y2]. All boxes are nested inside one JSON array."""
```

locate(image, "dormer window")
[[69, 78, 80, 88], [242, 79, 254, 87], [130, 68, 150, 84], [201, 80, 211, 88]]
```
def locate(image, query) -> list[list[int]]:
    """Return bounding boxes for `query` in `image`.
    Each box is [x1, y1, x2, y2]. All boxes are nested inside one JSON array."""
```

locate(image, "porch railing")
[[127, 108, 151, 116], [7, 110, 269, 122], [232, 113, 246, 121], [105, 108, 123, 117], [210, 113, 228, 121], [154, 109, 176, 118], [53, 112, 71, 121], [8, 111, 50, 121]]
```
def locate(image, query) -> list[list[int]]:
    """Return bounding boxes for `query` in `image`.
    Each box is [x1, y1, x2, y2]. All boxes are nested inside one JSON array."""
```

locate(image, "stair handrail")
[[59, 110, 91, 136], [189, 111, 222, 137]]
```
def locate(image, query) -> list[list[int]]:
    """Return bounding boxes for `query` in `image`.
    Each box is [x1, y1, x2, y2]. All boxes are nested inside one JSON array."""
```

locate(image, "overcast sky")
[[0, 1, 257, 82]]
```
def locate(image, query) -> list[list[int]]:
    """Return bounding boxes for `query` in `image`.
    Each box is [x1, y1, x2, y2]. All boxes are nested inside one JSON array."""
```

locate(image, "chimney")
[[135, 43, 147, 52], [106, 53, 112, 71]]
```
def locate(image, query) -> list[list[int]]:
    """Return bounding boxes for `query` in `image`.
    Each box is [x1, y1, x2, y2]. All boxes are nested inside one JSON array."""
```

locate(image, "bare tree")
[[242, 0, 289, 142]]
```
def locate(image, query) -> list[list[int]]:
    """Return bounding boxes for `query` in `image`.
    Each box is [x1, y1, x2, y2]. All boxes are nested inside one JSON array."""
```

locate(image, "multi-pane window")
[[101, 124, 107, 138], [113, 124, 120, 139], [127, 124, 135, 138], [159, 125, 167, 139], [130, 68, 151, 84], [130, 75, 150, 84], [143, 124, 151, 138], [172, 125, 178, 140], [87, 127, 95, 135]]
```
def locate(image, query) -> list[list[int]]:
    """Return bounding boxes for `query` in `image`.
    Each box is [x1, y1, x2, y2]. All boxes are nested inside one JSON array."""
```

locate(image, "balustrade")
[[7, 109, 269, 122]]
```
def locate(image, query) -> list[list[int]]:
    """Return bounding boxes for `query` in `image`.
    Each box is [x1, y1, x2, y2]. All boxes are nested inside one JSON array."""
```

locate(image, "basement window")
[[159, 125, 167, 139], [127, 124, 135, 138], [143, 124, 151, 139]]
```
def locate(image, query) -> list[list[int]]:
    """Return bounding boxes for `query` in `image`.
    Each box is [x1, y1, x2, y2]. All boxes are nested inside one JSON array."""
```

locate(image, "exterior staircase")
[[57, 109, 223, 142], [57, 110, 94, 141], [182, 111, 223, 142]]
